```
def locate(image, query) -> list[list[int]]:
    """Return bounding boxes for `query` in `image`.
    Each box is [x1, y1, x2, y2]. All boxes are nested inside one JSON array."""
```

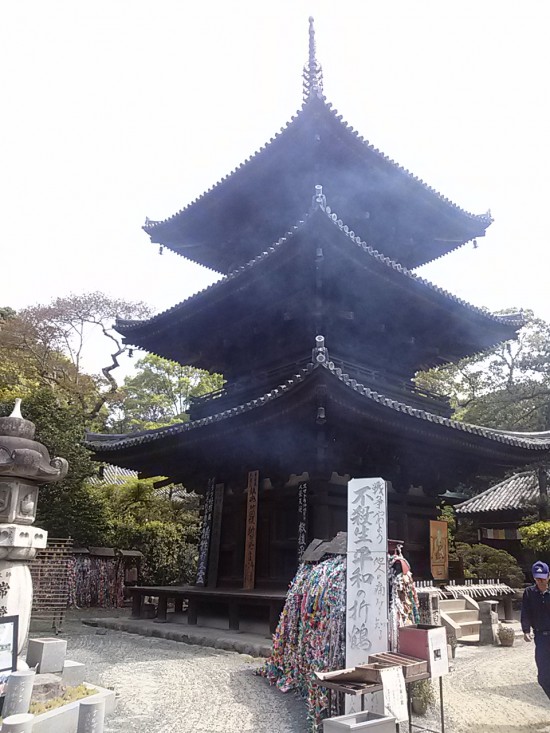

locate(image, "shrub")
[[455, 543, 524, 587]]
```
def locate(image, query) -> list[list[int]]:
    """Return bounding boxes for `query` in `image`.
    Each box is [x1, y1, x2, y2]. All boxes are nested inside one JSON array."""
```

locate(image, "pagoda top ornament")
[[302, 17, 323, 101], [0, 399, 68, 484]]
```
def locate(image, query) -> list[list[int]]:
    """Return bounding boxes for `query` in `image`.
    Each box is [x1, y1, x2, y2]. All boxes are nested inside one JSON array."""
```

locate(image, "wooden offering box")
[[367, 652, 428, 680], [354, 662, 399, 684], [398, 624, 449, 678]]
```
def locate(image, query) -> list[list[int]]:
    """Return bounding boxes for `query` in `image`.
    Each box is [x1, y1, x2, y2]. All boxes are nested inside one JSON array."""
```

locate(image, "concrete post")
[[2, 670, 36, 717], [479, 600, 499, 645], [77, 697, 106, 733], [503, 595, 514, 621], [1, 713, 35, 732]]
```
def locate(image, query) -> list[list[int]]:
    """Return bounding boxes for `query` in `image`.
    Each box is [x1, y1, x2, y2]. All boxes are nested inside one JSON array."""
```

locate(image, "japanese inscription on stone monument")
[[346, 478, 388, 713]]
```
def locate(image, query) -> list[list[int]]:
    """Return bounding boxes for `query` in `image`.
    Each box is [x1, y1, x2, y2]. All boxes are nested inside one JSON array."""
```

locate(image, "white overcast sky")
[[2, 1, 550, 373]]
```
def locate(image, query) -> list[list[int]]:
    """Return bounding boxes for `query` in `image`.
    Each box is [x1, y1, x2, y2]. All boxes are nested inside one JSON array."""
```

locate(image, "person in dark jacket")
[[522, 560, 550, 699]]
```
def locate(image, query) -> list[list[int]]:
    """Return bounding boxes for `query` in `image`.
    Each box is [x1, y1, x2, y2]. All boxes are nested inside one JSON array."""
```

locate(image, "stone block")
[[0, 523, 47, 547], [26, 638, 67, 673], [62, 660, 85, 687], [479, 600, 499, 645]]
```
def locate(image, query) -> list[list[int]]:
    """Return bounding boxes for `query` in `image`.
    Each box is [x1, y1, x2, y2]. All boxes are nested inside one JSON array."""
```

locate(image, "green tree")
[[111, 354, 223, 432], [519, 521, 550, 562], [416, 311, 550, 431], [99, 477, 200, 584], [0, 293, 151, 420]]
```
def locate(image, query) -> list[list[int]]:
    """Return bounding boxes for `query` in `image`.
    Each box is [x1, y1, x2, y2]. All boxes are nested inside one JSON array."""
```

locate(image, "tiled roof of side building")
[[118, 196, 522, 341], [455, 471, 542, 514], [87, 463, 138, 486], [85, 339, 550, 455]]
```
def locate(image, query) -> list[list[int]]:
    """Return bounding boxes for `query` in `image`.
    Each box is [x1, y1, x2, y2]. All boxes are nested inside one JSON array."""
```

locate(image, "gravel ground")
[[31, 614, 307, 733], [423, 640, 550, 733], [30, 612, 550, 733]]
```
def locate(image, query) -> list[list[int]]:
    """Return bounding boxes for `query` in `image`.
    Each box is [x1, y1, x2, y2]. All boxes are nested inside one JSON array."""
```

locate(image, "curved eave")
[[117, 202, 520, 359], [142, 97, 491, 271], [85, 353, 550, 461]]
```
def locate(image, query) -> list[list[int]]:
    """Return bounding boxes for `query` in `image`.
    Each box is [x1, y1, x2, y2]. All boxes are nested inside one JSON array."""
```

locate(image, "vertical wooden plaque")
[[243, 470, 259, 590], [430, 519, 449, 580], [297, 481, 308, 563], [207, 483, 225, 588], [195, 477, 215, 586]]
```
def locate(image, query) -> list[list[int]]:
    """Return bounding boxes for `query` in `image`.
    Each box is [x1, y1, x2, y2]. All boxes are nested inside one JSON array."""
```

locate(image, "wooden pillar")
[[243, 470, 259, 589]]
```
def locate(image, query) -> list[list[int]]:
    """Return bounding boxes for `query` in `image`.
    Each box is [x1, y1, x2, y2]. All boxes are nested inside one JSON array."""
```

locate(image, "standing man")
[[522, 561, 550, 699]]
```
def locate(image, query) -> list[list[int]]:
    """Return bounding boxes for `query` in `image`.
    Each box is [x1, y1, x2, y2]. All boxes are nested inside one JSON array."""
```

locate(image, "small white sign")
[[379, 665, 408, 723]]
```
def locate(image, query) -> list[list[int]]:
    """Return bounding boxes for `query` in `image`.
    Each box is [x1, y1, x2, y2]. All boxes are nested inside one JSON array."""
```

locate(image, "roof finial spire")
[[303, 16, 324, 102]]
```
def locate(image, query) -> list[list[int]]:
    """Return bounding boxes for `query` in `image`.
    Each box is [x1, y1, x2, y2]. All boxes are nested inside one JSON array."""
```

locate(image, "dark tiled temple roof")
[[85, 339, 550, 455], [455, 471, 543, 514], [119, 198, 522, 341], [143, 97, 490, 237], [142, 22, 491, 272]]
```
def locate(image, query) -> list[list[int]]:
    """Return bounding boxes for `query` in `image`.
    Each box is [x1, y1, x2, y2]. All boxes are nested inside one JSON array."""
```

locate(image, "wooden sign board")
[[430, 520, 449, 580], [195, 478, 215, 586], [243, 470, 259, 589], [297, 482, 308, 563]]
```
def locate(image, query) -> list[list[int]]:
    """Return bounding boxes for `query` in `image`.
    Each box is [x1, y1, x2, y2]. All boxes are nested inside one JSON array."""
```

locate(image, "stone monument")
[[0, 399, 68, 655]]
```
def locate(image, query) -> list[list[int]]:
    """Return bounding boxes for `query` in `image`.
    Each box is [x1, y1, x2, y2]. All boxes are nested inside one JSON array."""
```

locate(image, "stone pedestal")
[[26, 638, 67, 673], [1, 713, 35, 732], [479, 600, 499, 645], [3, 669, 36, 717], [62, 660, 86, 686], [77, 697, 106, 732]]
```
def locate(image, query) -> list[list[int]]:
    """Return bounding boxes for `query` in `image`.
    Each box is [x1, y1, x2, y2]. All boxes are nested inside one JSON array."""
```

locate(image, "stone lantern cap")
[[0, 399, 69, 484]]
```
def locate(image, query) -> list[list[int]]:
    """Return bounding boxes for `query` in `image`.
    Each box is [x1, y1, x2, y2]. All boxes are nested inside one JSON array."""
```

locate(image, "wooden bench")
[[129, 585, 287, 634]]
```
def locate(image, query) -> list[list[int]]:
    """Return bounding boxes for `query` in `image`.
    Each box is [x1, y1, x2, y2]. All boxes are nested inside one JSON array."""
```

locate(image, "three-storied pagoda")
[[87, 20, 550, 592]]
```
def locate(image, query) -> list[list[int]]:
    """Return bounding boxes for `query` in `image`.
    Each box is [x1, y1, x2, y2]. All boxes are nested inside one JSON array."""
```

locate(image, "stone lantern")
[[0, 399, 68, 655]]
